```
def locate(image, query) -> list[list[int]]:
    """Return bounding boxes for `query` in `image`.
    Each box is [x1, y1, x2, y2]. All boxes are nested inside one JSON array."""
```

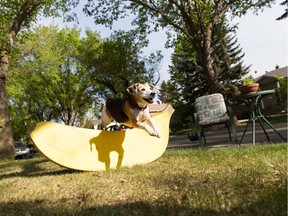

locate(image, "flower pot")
[[239, 83, 259, 94]]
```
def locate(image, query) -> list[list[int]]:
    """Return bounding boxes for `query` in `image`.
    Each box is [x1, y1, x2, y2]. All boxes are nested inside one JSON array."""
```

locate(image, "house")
[[255, 66, 287, 115], [255, 66, 287, 90], [234, 66, 287, 119]]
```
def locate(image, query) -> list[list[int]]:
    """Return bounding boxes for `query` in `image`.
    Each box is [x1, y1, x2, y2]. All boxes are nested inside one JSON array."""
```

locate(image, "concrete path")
[[167, 122, 287, 149]]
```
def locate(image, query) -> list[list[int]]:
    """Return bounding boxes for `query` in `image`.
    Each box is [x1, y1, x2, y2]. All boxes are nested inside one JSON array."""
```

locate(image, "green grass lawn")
[[0, 144, 287, 216]]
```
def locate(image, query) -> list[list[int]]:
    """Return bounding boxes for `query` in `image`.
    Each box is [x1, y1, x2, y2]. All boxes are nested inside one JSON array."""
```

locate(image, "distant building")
[[255, 66, 287, 90], [234, 66, 287, 119], [255, 66, 287, 114]]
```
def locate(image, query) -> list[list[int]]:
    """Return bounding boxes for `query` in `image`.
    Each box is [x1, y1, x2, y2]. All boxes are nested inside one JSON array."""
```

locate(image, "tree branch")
[[212, 0, 237, 23], [7, 0, 41, 49], [129, 0, 186, 34]]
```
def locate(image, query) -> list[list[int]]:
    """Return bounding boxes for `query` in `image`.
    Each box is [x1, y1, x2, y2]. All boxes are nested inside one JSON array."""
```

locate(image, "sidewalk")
[[167, 122, 287, 149]]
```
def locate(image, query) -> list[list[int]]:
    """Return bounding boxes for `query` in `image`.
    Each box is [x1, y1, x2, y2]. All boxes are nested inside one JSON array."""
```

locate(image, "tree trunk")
[[199, 27, 222, 94], [0, 51, 14, 157], [0, 1, 42, 157], [203, 60, 221, 94]]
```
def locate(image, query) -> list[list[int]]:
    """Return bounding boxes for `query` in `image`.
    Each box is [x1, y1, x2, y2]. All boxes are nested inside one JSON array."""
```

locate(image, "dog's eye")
[[141, 88, 145, 91]]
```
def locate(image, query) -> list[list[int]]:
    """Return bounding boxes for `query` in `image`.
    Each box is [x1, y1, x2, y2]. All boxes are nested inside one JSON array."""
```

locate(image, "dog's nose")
[[150, 92, 156, 97]]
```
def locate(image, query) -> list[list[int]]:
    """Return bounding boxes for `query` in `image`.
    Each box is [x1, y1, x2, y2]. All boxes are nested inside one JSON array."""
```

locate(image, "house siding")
[[234, 66, 287, 119]]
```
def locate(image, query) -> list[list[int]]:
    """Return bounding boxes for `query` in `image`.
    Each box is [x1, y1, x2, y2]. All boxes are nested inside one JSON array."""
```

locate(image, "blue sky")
[[38, 1, 287, 82]]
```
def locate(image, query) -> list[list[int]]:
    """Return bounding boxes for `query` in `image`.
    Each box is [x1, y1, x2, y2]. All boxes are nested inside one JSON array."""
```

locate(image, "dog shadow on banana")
[[90, 131, 125, 170], [89, 131, 125, 170], [89, 82, 160, 170]]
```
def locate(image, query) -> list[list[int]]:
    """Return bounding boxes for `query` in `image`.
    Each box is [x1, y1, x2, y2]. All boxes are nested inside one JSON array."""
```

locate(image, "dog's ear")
[[127, 83, 139, 95], [148, 83, 155, 89], [148, 83, 158, 91]]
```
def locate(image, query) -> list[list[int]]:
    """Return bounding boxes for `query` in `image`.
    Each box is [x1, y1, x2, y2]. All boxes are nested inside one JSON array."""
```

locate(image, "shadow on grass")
[[0, 200, 222, 216], [0, 157, 77, 179], [229, 183, 287, 216], [0, 184, 286, 216]]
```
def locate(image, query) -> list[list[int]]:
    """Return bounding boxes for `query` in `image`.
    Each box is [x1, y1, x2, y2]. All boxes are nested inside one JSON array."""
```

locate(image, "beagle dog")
[[101, 83, 160, 138]]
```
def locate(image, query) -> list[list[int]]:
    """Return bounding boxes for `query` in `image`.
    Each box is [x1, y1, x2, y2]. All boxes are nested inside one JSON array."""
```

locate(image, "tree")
[[79, 30, 163, 98], [83, 0, 274, 94], [162, 19, 249, 131], [276, 0, 288, 20], [7, 26, 99, 141], [0, 0, 79, 157], [170, 32, 249, 100], [160, 80, 193, 131]]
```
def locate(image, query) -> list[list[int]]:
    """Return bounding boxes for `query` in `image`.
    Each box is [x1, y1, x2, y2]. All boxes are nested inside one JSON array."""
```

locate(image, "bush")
[[275, 76, 287, 110]]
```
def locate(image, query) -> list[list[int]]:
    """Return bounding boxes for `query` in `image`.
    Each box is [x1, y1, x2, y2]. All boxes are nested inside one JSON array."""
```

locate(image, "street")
[[168, 122, 287, 149]]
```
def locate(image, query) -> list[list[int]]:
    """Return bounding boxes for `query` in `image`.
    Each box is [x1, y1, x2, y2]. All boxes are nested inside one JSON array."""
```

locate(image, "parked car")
[[14, 142, 33, 159], [27, 143, 38, 155]]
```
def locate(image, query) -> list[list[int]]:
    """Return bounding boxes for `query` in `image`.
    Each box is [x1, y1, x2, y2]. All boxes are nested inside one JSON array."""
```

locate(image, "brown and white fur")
[[101, 83, 160, 138]]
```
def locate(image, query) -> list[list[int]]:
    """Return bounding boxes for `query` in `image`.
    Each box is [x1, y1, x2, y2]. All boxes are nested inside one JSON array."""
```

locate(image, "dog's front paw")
[[150, 129, 160, 138], [146, 127, 156, 137], [145, 125, 160, 138], [153, 130, 161, 138]]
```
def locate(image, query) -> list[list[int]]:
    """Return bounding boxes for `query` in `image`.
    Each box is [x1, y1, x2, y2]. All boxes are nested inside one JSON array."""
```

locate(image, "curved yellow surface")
[[29, 104, 174, 171]]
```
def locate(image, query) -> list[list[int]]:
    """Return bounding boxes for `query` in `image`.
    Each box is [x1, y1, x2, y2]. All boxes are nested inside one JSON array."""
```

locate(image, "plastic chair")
[[193, 93, 238, 145]]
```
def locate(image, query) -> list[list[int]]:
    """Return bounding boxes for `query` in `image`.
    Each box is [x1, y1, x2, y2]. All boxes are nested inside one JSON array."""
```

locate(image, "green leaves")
[[8, 26, 98, 129], [80, 29, 161, 98], [7, 25, 162, 140], [82, 0, 273, 96]]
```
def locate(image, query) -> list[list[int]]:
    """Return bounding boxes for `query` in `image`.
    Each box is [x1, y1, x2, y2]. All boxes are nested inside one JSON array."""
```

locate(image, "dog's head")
[[127, 83, 158, 105]]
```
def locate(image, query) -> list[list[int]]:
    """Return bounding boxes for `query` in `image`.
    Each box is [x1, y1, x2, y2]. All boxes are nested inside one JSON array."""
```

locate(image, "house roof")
[[255, 66, 288, 83]]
